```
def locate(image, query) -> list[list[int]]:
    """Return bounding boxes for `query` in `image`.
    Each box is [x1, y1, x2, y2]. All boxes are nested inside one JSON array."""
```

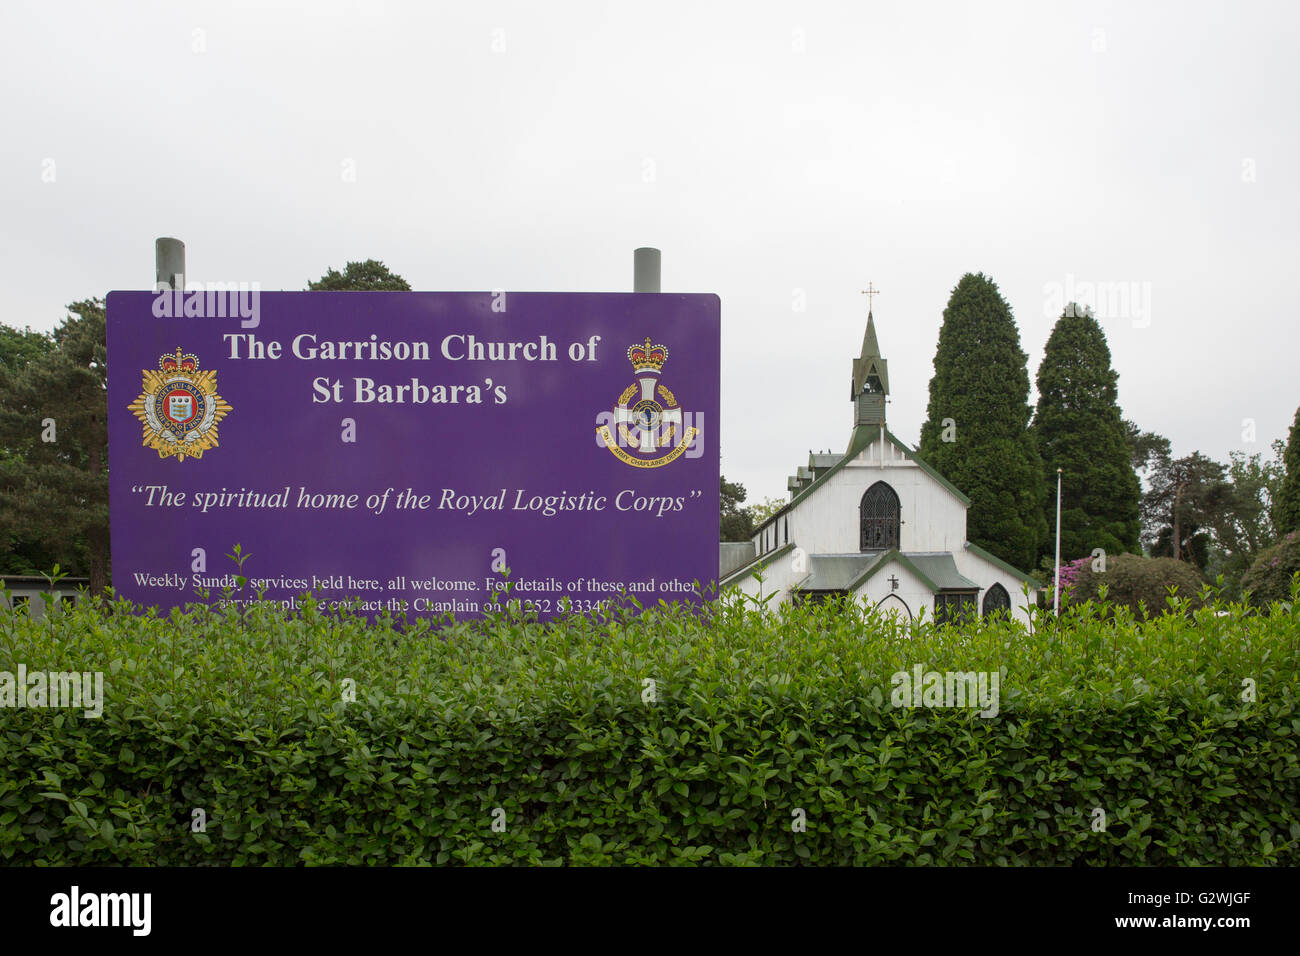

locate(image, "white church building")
[[719, 309, 1042, 625]]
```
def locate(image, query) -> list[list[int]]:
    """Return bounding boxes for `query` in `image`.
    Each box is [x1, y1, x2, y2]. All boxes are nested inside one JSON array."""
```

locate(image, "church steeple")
[[851, 307, 889, 427]]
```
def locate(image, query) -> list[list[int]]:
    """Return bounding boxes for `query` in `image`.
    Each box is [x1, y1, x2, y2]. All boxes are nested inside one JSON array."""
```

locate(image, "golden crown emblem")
[[627, 337, 668, 373], [128, 347, 231, 462], [160, 348, 199, 373]]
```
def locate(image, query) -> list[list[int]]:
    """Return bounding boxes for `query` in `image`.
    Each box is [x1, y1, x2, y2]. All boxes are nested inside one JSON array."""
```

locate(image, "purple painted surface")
[[106, 291, 720, 619]]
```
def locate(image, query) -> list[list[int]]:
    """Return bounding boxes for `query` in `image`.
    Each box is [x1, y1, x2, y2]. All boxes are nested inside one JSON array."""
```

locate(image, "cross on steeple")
[[860, 282, 880, 313]]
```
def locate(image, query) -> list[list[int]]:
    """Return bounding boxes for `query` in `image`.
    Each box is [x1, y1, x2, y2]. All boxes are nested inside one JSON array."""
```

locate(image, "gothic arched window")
[[982, 583, 1011, 618], [859, 482, 900, 551]]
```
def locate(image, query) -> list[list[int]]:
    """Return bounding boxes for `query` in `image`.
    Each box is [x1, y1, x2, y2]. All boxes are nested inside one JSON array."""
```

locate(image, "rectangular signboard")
[[106, 291, 720, 619]]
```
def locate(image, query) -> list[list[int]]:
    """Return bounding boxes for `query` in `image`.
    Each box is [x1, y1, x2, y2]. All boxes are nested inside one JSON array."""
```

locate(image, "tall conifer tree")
[[1032, 306, 1141, 561], [0, 300, 108, 589], [1275, 405, 1300, 534], [918, 273, 1045, 570]]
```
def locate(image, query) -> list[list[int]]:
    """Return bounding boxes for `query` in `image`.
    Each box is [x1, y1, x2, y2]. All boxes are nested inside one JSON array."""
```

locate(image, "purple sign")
[[106, 291, 720, 619]]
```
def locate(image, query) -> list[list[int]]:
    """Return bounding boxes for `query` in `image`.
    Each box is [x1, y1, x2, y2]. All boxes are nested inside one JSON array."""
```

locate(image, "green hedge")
[[1, 585, 1298, 865]]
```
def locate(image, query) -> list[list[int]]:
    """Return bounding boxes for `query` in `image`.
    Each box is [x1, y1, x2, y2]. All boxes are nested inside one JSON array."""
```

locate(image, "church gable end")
[[723, 295, 1041, 624]]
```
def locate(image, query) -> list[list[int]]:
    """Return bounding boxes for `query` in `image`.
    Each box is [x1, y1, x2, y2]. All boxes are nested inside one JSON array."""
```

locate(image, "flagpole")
[[1053, 467, 1062, 616]]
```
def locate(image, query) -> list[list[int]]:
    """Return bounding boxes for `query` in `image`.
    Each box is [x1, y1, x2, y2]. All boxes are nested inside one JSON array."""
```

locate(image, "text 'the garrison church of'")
[[719, 305, 1042, 625]]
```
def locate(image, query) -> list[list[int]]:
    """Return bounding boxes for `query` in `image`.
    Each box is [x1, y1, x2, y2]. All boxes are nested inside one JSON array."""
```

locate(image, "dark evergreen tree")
[[0, 325, 57, 575], [1142, 451, 1229, 569], [0, 326, 54, 473], [308, 259, 411, 291], [719, 475, 754, 542], [0, 325, 53, 373], [1275, 405, 1300, 534], [918, 273, 1046, 570], [1032, 306, 1141, 561], [0, 300, 108, 589], [1124, 420, 1171, 474]]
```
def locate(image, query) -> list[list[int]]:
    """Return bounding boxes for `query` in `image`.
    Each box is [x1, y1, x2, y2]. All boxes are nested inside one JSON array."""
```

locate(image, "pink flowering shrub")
[[1054, 556, 1092, 602], [1064, 553, 1204, 618]]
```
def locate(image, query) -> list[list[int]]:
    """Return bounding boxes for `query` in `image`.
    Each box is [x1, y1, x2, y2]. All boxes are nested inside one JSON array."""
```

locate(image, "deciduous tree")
[[1205, 446, 1285, 595], [308, 260, 411, 291]]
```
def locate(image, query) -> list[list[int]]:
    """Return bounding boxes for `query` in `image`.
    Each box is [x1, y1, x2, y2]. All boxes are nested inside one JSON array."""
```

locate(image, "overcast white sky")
[[3, 0, 1296, 504]]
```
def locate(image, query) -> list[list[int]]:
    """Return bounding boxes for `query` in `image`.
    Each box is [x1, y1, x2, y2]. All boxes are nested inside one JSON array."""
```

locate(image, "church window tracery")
[[860, 481, 900, 550]]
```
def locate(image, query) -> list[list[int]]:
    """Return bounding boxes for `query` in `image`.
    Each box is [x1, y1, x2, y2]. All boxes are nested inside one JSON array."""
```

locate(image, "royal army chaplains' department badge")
[[127, 348, 232, 461], [596, 337, 699, 469]]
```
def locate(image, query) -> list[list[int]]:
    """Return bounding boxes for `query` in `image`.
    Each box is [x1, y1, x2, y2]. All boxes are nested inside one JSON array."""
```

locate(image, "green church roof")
[[843, 550, 977, 594]]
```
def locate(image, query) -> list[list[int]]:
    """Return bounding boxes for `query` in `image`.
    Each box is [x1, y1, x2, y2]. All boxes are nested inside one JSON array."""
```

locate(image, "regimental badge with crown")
[[596, 336, 699, 468], [127, 348, 233, 461]]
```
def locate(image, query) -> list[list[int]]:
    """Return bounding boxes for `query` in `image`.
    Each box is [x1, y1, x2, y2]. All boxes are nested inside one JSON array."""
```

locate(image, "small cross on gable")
[[888, 574, 899, 591]]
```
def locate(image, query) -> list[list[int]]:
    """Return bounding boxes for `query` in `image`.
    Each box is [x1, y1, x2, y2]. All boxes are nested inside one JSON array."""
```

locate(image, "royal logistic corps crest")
[[127, 348, 232, 461], [596, 337, 698, 468]]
